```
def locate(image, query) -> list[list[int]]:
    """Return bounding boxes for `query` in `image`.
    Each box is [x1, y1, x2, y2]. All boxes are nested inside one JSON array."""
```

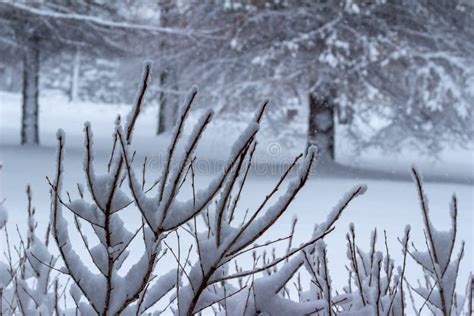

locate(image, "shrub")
[[0, 64, 471, 315]]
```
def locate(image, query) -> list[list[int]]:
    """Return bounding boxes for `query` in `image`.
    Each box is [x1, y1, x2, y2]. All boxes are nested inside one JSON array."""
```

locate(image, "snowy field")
[[1, 92, 473, 312]]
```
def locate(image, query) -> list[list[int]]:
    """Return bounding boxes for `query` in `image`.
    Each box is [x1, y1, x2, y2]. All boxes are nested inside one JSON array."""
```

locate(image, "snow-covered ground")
[[1, 92, 473, 311], [1, 91, 473, 181]]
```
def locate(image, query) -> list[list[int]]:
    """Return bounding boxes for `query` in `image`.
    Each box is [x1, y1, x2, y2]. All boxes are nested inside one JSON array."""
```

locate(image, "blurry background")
[[0, 0, 473, 178]]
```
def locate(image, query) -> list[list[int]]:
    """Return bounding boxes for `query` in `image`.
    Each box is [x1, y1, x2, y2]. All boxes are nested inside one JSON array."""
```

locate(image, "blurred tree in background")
[[0, 0, 190, 144], [0, 0, 472, 160]]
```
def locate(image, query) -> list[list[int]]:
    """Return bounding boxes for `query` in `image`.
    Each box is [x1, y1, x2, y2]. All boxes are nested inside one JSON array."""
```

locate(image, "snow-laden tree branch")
[[1, 185, 61, 315]]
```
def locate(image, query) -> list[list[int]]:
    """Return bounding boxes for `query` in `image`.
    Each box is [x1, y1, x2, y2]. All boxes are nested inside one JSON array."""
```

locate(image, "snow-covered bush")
[[407, 169, 469, 316], [1, 63, 472, 315], [44, 61, 368, 315], [333, 225, 411, 315], [1, 186, 60, 314], [43, 62, 366, 314]]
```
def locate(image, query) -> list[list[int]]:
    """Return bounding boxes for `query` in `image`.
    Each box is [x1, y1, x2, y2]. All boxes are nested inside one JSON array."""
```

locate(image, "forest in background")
[[0, 0, 473, 161]]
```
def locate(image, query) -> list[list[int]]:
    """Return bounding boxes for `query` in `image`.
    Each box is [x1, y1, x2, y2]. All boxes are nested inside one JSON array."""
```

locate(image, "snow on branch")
[[0, 1, 204, 37]]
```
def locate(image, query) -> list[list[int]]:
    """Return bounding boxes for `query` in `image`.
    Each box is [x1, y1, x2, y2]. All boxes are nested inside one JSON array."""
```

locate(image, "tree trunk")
[[21, 36, 40, 145], [156, 1, 179, 135], [157, 69, 178, 134], [69, 50, 81, 102], [307, 93, 335, 161]]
